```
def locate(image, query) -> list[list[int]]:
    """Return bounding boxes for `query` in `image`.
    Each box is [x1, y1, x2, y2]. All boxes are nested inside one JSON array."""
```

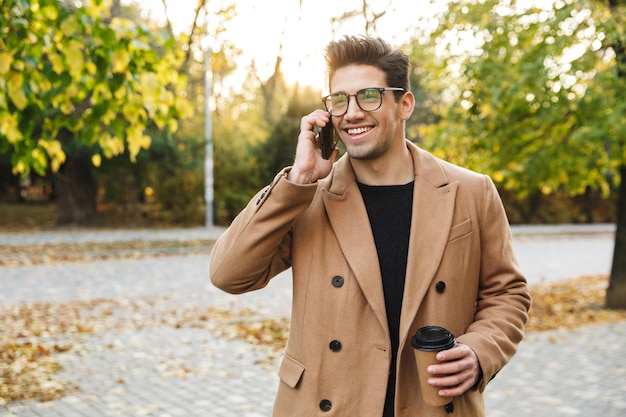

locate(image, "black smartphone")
[[318, 120, 336, 160]]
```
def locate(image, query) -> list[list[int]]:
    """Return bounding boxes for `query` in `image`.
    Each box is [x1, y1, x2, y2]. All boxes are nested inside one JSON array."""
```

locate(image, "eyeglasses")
[[322, 87, 405, 117]]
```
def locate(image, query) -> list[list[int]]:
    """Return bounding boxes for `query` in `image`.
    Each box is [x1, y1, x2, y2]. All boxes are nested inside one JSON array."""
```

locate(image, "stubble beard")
[[344, 137, 391, 161]]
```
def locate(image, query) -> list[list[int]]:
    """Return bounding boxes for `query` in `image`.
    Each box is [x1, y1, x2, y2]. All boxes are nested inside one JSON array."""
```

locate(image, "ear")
[[398, 91, 415, 121]]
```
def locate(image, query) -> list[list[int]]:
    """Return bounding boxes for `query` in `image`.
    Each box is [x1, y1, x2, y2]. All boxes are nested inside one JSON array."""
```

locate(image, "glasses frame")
[[322, 87, 406, 117]]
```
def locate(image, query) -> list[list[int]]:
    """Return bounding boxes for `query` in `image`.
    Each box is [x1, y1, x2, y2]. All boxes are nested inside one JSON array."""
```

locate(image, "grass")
[[0, 201, 201, 231]]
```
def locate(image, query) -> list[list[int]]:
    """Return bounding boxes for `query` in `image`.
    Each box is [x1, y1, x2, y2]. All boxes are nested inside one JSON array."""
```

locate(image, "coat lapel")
[[399, 144, 457, 344], [321, 158, 389, 336], [319, 143, 458, 343]]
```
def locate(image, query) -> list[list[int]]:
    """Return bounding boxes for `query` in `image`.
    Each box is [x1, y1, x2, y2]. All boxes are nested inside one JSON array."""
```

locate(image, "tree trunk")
[[607, 164, 626, 309], [606, 0, 626, 308], [52, 153, 100, 226]]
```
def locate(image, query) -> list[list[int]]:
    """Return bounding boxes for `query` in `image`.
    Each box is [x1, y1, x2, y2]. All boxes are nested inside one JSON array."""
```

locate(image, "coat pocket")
[[278, 353, 305, 388], [447, 218, 472, 243]]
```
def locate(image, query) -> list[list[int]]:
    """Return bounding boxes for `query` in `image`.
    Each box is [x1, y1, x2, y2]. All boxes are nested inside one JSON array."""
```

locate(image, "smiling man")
[[210, 35, 531, 417]]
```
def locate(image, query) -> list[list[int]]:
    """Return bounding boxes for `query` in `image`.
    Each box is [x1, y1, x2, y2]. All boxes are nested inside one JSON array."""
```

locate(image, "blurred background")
[[2, 1, 626, 412], [1, 0, 624, 229]]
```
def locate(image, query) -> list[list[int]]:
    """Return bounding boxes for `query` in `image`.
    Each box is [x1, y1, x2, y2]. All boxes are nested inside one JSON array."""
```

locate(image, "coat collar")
[[320, 141, 458, 341]]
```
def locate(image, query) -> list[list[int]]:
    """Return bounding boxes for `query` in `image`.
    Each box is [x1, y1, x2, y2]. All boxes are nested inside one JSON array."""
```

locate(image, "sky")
[[127, 0, 441, 92]]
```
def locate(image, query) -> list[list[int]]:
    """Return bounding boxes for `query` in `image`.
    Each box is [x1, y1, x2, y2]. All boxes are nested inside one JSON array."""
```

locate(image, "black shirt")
[[358, 181, 414, 417]]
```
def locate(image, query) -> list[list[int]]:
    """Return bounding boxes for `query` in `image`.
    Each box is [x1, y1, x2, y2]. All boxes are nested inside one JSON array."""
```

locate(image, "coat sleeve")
[[456, 175, 532, 391], [209, 168, 317, 294]]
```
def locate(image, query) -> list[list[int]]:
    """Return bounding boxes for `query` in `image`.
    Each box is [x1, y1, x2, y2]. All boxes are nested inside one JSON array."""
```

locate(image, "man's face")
[[329, 64, 408, 161]]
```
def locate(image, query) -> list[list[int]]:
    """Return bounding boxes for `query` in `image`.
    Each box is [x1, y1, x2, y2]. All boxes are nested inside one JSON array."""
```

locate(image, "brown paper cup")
[[411, 326, 456, 406]]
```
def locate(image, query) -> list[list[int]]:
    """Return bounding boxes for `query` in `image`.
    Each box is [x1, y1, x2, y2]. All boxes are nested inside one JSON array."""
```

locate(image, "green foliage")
[[95, 125, 205, 225], [257, 86, 321, 184], [0, 0, 190, 177], [210, 58, 323, 224], [415, 0, 626, 198], [406, 49, 441, 142], [211, 80, 268, 224]]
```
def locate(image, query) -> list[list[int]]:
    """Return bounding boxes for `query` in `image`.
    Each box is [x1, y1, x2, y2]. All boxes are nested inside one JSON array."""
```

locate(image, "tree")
[[330, 0, 394, 36], [258, 85, 322, 184], [415, 0, 626, 307], [0, 0, 189, 224], [604, 0, 626, 308]]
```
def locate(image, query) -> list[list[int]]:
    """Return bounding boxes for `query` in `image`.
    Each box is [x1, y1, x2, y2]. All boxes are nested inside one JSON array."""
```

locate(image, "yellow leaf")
[[122, 103, 139, 123], [65, 39, 85, 79], [481, 102, 492, 117], [12, 58, 24, 71], [31, 147, 48, 168], [49, 53, 64, 75], [153, 117, 165, 130], [139, 72, 159, 92], [168, 118, 178, 133], [92, 83, 111, 104], [102, 108, 117, 125], [41, 5, 59, 20], [113, 86, 126, 100], [0, 52, 12, 75], [158, 100, 172, 115], [85, 62, 97, 75], [50, 157, 62, 172], [98, 133, 124, 158], [86, 0, 111, 18], [110, 17, 134, 39], [126, 127, 151, 162], [65, 83, 79, 99], [60, 15, 79, 38], [111, 49, 130, 73], [39, 139, 66, 172], [0, 113, 23, 144], [8, 72, 28, 110], [92, 154, 102, 168], [60, 100, 74, 115], [492, 171, 504, 183], [12, 160, 26, 175]]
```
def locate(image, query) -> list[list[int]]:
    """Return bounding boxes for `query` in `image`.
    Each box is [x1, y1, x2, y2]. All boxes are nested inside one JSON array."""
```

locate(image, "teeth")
[[347, 127, 371, 135]]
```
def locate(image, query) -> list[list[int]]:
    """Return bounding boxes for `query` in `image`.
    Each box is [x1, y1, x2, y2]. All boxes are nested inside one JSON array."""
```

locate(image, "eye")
[[332, 94, 348, 105], [359, 88, 380, 102]]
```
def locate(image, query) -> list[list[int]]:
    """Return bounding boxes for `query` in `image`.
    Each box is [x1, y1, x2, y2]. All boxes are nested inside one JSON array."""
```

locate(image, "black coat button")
[[331, 276, 344, 287], [320, 399, 332, 412], [436, 281, 446, 293], [329, 340, 342, 352]]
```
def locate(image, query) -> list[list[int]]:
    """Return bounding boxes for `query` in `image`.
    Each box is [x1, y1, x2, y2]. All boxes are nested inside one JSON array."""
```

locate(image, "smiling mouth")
[[347, 126, 373, 135]]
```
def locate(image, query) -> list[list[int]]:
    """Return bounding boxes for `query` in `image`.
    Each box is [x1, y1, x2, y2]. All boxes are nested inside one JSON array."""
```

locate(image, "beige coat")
[[210, 141, 531, 417]]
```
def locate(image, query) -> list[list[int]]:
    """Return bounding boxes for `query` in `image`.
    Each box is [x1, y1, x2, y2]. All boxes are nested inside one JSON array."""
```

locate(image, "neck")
[[351, 141, 414, 186]]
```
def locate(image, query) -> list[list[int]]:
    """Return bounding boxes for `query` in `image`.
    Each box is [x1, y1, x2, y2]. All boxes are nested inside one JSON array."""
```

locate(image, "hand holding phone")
[[317, 118, 336, 160]]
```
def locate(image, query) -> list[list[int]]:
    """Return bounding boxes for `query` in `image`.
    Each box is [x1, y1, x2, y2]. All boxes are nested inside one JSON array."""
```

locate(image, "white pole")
[[204, 46, 214, 227]]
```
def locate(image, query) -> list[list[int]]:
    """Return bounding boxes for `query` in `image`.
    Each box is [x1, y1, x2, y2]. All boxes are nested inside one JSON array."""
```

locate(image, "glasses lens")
[[326, 93, 348, 116], [356, 88, 382, 111]]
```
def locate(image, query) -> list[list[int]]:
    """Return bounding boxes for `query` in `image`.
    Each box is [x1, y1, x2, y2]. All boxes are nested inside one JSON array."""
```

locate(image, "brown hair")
[[324, 35, 410, 99]]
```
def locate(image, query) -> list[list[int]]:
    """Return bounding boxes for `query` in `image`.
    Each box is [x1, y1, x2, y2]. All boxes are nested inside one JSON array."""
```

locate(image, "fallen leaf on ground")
[[1, 273, 624, 404]]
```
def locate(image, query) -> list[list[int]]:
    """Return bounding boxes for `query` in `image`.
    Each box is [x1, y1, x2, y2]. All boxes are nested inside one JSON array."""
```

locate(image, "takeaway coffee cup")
[[411, 326, 456, 406]]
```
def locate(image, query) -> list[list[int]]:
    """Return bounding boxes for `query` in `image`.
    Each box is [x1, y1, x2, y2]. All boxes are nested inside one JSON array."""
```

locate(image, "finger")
[[428, 369, 476, 397], [435, 345, 470, 362], [437, 375, 477, 397], [427, 358, 469, 376], [300, 110, 325, 132], [428, 367, 473, 387]]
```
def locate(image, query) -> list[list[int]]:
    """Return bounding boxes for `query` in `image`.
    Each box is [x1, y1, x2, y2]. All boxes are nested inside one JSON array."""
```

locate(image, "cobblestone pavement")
[[1, 225, 624, 417]]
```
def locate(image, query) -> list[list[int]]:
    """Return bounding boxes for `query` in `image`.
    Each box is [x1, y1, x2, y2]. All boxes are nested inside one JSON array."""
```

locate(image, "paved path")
[[1, 224, 624, 417]]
